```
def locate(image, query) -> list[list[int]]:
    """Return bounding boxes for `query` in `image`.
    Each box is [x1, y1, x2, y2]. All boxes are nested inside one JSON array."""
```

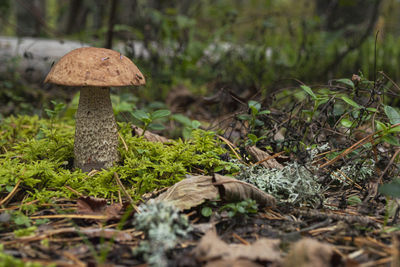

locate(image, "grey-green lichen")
[[330, 159, 375, 185], [0, 115, 232, 211], [133, 200, 191, 267], [235, 161, 323, 207]]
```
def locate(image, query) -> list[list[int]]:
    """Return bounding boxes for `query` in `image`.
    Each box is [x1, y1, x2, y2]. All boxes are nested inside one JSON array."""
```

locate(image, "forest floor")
[[0, 78, 400, 267]]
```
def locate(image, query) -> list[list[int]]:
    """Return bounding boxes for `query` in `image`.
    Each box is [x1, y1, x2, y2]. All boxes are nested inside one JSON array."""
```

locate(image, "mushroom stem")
[[74, 87, 119, 171]]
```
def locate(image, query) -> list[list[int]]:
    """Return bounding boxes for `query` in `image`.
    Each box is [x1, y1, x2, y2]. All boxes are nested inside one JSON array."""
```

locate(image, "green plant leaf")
[[258, 110, 270, 115], [375, 121, 387, 132], [336, 78, 355, 89], [201, 207, 213, 217], [131, 110, 150, 121], [347, 195, 362, 206], [248, 100, 261, 112], [340, 118, 353, 128], [384, 105, 400, 125], [148, 123, 166, 131], [237, 114, 251, 121], [191, 120, 201, 129], [172, 114, 192, 126], [151, 109, 171, 120], [341, 96, 361, 109], [300, 85, 317, 100], [388, 125, 400, 133], [382, 135, 400, 146], [379, 179, 400, 198], [247, 133, 258, 143], [214, 165, 224, 172]]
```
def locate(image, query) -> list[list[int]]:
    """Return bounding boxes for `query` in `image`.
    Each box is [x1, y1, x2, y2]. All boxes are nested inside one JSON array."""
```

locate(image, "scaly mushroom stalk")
[[74, 87, 119, 171]]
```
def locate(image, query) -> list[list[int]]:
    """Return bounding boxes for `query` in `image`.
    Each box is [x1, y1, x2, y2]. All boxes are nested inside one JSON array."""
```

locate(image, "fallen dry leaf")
[[283, 238, 343, 267], [246, 146, 284, 169], [155, 174, 275, 210], [193, 229, 282, 266], [155, 175, 219, 210], [214, 174, 276, 208], [77, 196, 122, 219], [132, 125, 171, 143]]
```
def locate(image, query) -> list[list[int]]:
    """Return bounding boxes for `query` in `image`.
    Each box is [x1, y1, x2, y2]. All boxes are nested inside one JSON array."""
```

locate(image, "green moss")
[[0, 115, 232, 211]]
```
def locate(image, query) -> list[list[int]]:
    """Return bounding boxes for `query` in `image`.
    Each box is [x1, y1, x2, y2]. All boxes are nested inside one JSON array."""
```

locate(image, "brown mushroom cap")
[[44, 47, 145, 87]]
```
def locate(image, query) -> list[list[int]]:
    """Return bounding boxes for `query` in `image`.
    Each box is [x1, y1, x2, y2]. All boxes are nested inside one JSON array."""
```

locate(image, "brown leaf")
[[246, 146, 283, 169], [77, 196, 122, 219], [155, 175, 219, 210], [283, 238, 343, 267], [193, 229, 282, 266], [132, 125, 171, 143], [214, 174, 276, 208], [77, 196, 107, 214], [155, 174, 276, 210]]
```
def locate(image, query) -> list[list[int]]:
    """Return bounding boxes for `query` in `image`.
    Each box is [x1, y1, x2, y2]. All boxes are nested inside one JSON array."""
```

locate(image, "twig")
[[217, 135, 243, 162], [0, 179, 21, 206], [118, 132, 129, 151], [113, 172, 140, 213]]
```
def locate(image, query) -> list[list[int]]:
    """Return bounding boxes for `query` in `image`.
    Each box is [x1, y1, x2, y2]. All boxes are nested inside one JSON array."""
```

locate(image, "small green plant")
[[220, 199, 258, 218], [237, 100, 270, 146], [171, 114, 201, 139], [300, 85, 329, 122], [237, 100, 270, 131], [131, 109, 171, 135], [374, 105, 400, 146], [200, 200, 219, 217], [44, 100, 66, 120]]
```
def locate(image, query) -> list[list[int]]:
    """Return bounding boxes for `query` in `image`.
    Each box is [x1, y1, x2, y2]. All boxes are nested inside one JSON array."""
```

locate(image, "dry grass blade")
[[392, 233, 400, 267], [113, 172, 140, 213], [30, 214, 109, 220], [0, 179, 21, 206], [218, 134, 243, 162], [320, 123, 400, 168]]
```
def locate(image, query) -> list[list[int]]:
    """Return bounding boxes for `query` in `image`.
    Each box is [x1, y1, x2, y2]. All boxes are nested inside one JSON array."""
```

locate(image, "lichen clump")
[[133, 200, 191, 266], [0, 115, 231, 209]]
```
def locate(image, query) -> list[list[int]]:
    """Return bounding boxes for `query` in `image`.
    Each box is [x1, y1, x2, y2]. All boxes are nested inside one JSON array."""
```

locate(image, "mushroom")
[[44, 47, 145, 171]]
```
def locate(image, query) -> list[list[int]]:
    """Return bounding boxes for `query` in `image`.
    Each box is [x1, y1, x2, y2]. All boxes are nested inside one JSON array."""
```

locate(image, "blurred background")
[[0, 0, 397, 118]]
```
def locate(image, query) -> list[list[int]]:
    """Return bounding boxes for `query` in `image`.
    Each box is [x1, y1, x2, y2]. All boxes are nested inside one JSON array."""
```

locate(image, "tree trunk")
[[15, 0, 46, 36]]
